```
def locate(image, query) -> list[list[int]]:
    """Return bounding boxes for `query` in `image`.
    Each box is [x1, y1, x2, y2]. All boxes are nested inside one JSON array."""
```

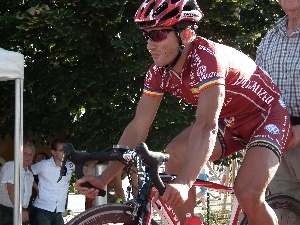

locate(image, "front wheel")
[[66, 204, 137, 225], [240, 194, 300, 225]]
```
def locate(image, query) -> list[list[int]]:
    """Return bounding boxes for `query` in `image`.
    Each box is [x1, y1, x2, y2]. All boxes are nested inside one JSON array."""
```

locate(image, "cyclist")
[[76, 0, 292, 224]]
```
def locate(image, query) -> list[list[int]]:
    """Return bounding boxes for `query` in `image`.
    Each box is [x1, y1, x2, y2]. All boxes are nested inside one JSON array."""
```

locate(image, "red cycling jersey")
[[143, 36, 281, 129], [143, 36, 291, 158]]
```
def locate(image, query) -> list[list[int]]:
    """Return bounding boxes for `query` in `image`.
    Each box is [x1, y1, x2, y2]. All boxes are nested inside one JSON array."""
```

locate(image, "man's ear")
[[50, 149, 56, 155], [181, 28, 194, 45]]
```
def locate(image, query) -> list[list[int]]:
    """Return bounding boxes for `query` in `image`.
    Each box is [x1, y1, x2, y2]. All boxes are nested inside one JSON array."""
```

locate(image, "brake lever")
[[57, 143, 107, 197]]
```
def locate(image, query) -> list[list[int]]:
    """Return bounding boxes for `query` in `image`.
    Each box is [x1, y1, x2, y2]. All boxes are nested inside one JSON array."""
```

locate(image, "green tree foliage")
[[0, 0, 284, 152]]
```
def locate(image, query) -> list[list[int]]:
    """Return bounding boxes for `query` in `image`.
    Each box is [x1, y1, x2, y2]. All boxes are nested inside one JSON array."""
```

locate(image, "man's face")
[[52, 142, 65, 162], [144, 27, 180, 67], [278, 0, 300, 12], [23, 146, 34, 169]]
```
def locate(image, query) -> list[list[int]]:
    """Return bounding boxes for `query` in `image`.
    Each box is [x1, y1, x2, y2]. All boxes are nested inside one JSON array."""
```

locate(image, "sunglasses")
[[143, 29, 175, 42]]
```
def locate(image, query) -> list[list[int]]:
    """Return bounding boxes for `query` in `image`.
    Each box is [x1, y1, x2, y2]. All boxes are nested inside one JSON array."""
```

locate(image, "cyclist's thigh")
[[165, 125, 192, 173], [235, 146, 279, 200], [234, 103, 291, 195], [165, 124, 223, 168]]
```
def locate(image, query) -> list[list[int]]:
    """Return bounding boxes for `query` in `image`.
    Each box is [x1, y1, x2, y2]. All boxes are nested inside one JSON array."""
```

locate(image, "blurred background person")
[[30, 139, 74, 225], [256, 0, 300, 201], [0, 142, 35, 225]]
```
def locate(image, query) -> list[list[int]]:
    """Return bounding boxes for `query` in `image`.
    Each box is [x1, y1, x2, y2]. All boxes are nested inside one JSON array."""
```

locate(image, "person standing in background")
[[256, 0, 300, 201], [30, 139, 75, 225], [0, 142, 35, 225], [29, 152, 50, 207]]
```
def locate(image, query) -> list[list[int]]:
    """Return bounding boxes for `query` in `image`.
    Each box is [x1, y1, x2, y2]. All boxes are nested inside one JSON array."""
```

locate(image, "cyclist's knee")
[[235, 184, 264, 213]]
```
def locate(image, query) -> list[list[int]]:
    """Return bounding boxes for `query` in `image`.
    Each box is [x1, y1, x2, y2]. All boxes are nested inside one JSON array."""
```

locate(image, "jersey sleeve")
[[143, 65, 164, 98], [193, 40, 226, 93]]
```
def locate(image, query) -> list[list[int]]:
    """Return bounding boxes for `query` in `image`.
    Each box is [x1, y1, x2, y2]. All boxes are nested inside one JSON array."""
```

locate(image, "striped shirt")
[[256, 15, 300, 117]]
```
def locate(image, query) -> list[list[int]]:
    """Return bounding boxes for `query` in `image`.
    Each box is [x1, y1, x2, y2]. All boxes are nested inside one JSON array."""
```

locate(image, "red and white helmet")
[[134, 0, 204, 29]]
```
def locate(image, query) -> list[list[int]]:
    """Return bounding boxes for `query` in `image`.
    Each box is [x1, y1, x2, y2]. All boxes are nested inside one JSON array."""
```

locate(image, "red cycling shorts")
[[217, 100, 292, 160]]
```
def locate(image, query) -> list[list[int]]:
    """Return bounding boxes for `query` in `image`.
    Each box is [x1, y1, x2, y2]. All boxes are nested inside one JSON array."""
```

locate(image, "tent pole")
[[14, 78, 23, 225]]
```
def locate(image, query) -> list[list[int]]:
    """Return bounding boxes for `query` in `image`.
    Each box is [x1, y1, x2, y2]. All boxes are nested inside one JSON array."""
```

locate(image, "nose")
[[147, 40, 156, 51]]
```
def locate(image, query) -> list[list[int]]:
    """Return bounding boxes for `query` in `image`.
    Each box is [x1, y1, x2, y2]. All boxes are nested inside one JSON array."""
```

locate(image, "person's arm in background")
[[7, 183, 14, 204], [7, 183, 29, 222], [32, 181, 39, 198]]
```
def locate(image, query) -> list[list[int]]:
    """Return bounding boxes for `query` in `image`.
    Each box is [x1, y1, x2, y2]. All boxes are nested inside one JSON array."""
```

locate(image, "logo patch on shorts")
[[279, 98, 286, 109], [264, 124, 280, 135]]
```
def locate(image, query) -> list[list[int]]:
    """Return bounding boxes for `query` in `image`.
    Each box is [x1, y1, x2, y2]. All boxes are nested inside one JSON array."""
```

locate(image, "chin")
[[153, 61, 168, 67]]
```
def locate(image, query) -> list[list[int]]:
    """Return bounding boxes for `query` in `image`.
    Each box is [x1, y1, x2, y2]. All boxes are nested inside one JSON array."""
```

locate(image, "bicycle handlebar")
[[135, 142, 169, 196], [58, 142, 169, 197]]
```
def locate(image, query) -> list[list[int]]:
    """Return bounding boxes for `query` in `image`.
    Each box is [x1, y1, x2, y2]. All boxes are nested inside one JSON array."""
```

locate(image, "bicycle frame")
[[62, 143, 300, 225], [132, 153, 243, 225], [142, 176, 243, 225]]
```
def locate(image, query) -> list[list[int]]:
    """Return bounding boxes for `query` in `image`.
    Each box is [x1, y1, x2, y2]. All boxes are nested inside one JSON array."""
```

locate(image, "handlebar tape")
[[81, 182, 106, 197]]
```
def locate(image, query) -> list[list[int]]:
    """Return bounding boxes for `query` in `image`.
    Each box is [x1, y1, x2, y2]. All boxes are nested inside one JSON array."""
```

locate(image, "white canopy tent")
[[0, 48, 24, 225]]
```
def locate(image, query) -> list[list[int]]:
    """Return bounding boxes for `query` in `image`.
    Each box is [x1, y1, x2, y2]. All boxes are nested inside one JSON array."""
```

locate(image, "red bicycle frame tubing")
[[149, 187, 180, 224]]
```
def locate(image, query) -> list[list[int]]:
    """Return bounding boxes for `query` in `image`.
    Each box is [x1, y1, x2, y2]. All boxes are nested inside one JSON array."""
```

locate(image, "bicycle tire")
[[66, 204, 137, 225], [240, 194, 300, 225], [66, 203, 160, 225]]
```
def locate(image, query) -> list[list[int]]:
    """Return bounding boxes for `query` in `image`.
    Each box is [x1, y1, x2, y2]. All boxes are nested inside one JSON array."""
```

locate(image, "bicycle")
[[59, 142, 300, 225]]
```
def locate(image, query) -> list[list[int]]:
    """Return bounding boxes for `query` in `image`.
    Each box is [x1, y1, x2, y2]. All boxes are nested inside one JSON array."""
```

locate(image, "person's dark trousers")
[[0, 204, 31, 225], [0, 204, 13, 225], [30, 207, 64, 225]]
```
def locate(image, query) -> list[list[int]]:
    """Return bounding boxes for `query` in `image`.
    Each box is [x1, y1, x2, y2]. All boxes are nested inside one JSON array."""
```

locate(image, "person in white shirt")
[[30, 139, 75, 225], [0, 142, 35, 225]]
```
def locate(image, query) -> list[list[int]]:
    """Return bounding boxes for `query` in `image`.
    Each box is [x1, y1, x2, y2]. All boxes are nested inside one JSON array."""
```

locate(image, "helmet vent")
[[171, 0, 181, 4], [153, 2, 168, 17], [160, 7, 180, 22], [145, 1, 156, 17], [183, 0, 197, 11]]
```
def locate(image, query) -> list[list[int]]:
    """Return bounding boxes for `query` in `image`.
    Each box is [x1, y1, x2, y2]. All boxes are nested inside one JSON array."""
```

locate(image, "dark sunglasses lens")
[[152, 31, 167, 42], [143, 30, 168, 42]]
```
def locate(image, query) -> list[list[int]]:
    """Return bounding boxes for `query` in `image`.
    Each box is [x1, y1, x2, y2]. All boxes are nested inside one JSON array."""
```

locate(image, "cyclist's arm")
[[76, 94, 162, 196], [177, 84, 224, 188], [101, 94, 162, 183]]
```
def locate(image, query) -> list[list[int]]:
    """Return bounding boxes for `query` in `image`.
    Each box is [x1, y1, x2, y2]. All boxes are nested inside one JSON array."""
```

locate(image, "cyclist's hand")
[[288, 125, 300, 148], [161, 183, 190, 207], [75, 175, 104, 199]]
